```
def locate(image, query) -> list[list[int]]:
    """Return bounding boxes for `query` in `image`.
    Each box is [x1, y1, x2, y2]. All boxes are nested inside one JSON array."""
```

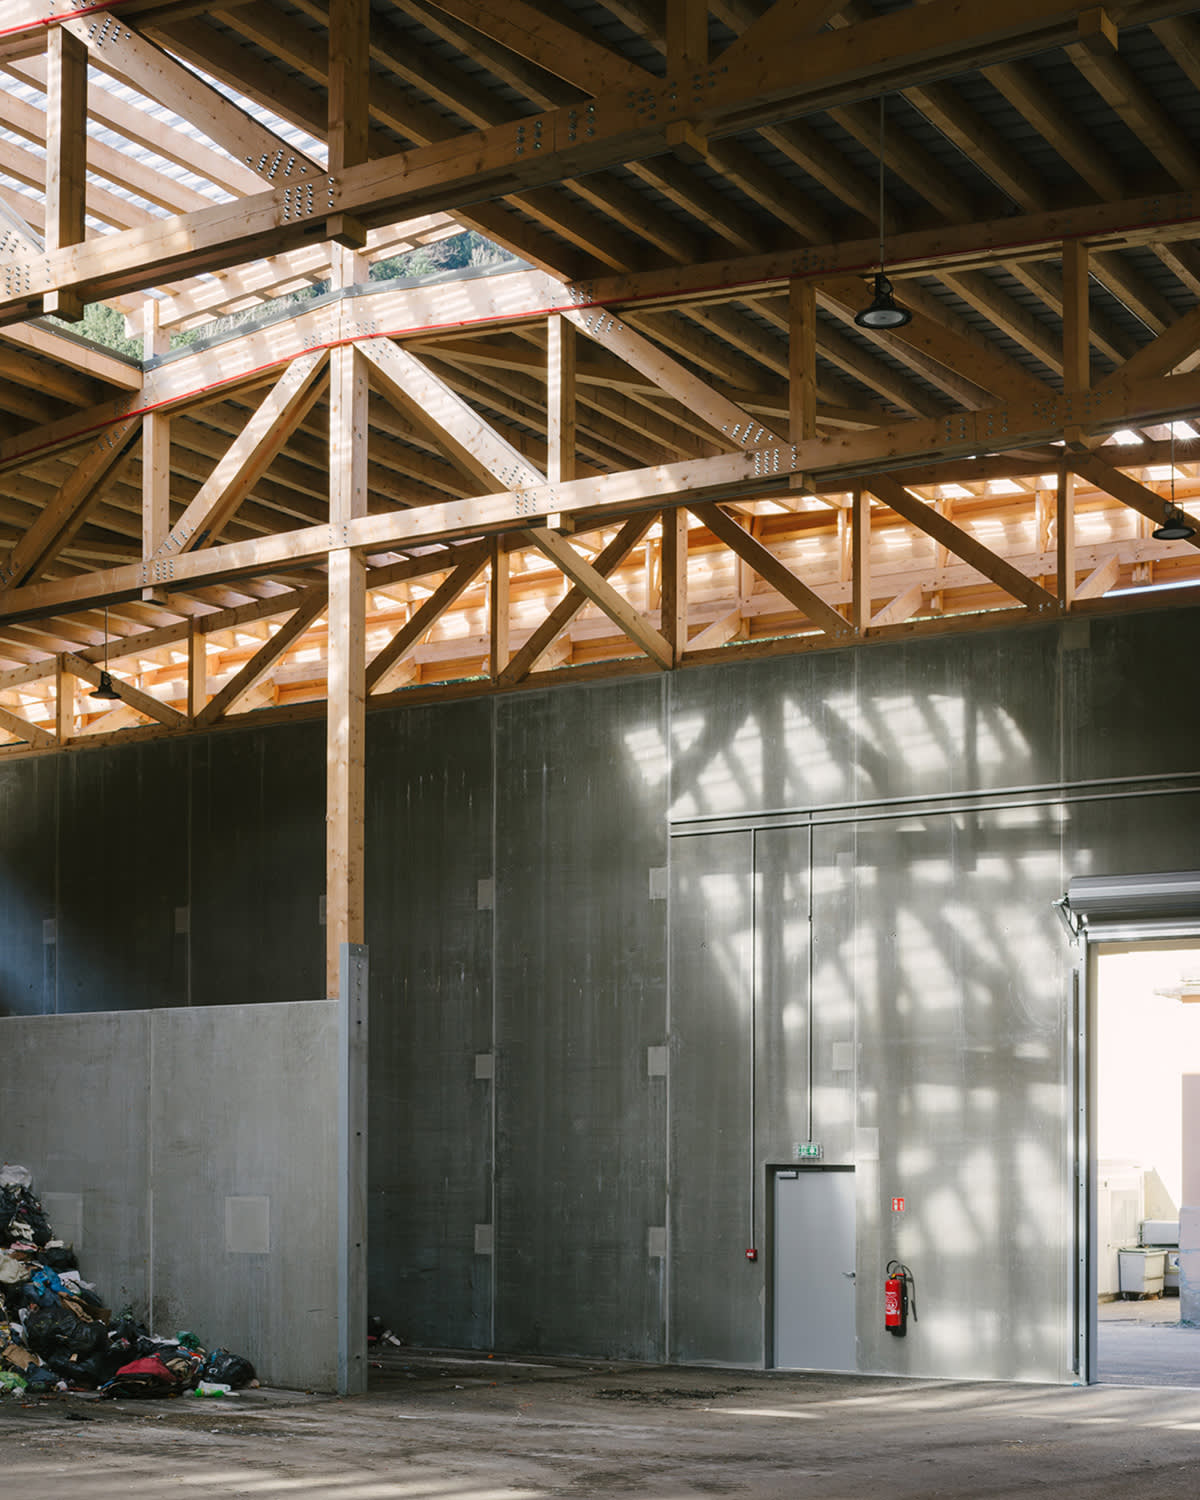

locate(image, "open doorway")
[[1095, 940, 1200, 1386]]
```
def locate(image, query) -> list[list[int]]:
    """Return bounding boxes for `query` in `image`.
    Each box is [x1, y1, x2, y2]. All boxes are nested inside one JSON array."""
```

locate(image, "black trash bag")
[[202, 1348, 256, 1389], [44, 1346, 127, 1389], [106, 1313, 155, 1358], [23, 1304, 107, 1357], [38, 1246, 79, 1273]]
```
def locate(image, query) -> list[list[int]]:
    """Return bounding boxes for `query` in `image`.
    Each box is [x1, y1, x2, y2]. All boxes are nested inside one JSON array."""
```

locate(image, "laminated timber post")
[[43, 24, 86, 322], [660, 508, 690, 664], [489, 536, 510, 680], [326, 243, 369, 1001], [326, 542, 367, 996], [327, 0, 370, 1010], [547, 314, 576, 486], [142, 298, 170, 600], [851, 485, 871, 633], [327, 238, 369, 1398], [327, 0, 370, 250]]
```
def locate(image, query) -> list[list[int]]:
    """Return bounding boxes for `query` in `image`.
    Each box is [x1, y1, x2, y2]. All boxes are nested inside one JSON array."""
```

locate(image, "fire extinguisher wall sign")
[[885, 1260, 917, 1337]]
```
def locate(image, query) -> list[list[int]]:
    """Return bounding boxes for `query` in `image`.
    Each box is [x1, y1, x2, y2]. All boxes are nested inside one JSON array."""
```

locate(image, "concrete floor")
[[1098, 1294, 1200, 1386], [5, 1352, 1200, 1498]]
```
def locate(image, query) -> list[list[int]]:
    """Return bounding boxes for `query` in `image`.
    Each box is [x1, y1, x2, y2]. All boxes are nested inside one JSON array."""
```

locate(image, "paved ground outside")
[[1098, 1293, 1200, 1387], [4, 1351, 1200, 1498]]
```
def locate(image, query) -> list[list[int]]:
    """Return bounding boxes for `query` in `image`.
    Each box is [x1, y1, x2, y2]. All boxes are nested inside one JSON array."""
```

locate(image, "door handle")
[[842, 1271, 856, 1280]]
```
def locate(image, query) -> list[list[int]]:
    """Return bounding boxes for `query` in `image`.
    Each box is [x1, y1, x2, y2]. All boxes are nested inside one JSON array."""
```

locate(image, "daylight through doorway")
[[1095, 941, 1200, 1387]]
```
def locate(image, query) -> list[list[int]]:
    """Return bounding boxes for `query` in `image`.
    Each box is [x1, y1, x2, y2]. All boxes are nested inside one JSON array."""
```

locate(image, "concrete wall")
[[5, 606, 1200, 1382], [0, 726, 325, 1016], [0, 1001, 339, 1391]]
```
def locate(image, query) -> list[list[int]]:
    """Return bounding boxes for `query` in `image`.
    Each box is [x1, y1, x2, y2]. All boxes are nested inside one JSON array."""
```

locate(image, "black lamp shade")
[[90, 669, 122, 701], [1153, 507, 1196, 541], [854, 272, 912, 330]]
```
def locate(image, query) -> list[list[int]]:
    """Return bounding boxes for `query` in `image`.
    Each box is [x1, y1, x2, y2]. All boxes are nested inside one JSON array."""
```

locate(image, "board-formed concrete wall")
[[4, 605, 1200, 1382], [0, 1001, 339, 1391]]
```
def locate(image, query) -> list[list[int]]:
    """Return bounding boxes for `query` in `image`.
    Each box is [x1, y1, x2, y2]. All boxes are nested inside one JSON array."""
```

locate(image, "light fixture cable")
[[90, 601, 121, 699], [855, 94, 911, 331], [878, 93, 886, 277]]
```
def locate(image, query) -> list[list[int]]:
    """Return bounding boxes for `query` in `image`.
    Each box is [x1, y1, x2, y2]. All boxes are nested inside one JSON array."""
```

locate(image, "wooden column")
[[547, 314, 576, 486], [489, 536, 509, 679], [44, 25, 87, 321], [660, 507, 689, 662], [330, 248, 369, 529], [327, 252, 369, 995], [326, 547, 366, 996], [851, 485, 871, 633], [55, 658, 73, 746], [1057, 465, 1076, 610], [187, 620, 206, 720], [328, 0, 370, 248], [330, 347, 368, 524], [142, 298, 171, 577]]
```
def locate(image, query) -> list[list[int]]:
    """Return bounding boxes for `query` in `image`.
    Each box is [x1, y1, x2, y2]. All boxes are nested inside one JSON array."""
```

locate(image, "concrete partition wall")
[[0, 1000, 339, 1390]]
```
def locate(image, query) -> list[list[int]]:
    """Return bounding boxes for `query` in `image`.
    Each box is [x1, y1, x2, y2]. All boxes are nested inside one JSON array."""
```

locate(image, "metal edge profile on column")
[[338, 941, 369, 1395]]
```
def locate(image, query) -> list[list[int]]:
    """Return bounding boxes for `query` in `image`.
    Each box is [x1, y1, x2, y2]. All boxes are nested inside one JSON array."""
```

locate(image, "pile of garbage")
[[1, 1163, 257, 1399]]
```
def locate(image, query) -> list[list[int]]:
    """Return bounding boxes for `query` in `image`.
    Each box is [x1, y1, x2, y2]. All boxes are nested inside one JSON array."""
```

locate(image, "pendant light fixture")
[[90, 604, 122, 700], [1152, 423, 1196, 541], [856, 96, 911, 332]]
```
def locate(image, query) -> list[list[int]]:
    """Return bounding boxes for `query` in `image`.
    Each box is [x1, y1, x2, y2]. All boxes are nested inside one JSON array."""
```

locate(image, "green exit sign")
[[794, 1142, 824, 1160]]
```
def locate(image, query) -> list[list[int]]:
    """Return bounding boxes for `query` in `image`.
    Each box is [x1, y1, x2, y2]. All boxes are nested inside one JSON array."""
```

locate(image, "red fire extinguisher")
[[885, 1260, 917, 1337]]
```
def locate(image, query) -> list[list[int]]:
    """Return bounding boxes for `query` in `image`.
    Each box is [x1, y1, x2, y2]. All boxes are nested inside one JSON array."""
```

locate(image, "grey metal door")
[[774, 1167, 856, 1371]]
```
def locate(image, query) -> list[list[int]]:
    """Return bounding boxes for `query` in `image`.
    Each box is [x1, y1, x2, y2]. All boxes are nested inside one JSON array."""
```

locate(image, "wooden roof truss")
[[4, 1, 1200, 978]]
